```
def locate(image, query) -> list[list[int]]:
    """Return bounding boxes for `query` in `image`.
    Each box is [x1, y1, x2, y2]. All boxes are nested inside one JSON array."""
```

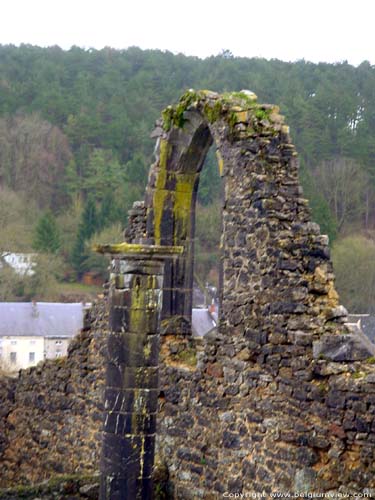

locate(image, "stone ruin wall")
[[0, 306, 106, 488], [1, 90, 375, 497]]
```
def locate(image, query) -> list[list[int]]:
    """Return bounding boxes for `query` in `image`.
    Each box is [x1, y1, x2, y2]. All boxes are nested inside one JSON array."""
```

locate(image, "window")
[[10, 352, 17, 364], [56, 352, 62, 358], [29, 352, 35, 363], [10, 340, 17, 345], [55, 340, 62, 345]]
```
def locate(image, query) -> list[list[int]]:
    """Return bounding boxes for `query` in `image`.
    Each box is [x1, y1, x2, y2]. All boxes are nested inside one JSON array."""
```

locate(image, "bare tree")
[[313, 157, 370, 231], [0, 114, 73, 209], [332, 236, 375, 313]]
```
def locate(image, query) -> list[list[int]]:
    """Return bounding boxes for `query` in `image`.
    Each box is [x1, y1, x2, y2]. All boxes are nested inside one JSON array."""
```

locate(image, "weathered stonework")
[[0, 305, 106, 488], [96, 243, 182, 499], [1, 90, 375, 498], [126, 90, 375, 496]]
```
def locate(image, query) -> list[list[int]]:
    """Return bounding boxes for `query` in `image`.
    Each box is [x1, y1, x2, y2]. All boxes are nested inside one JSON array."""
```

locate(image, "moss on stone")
[[216, 150, 224, 176], [228, 111, 238, 132], [161, 106, 174, 132], [255, 109, 271, 121], [221, 90, 257, 108], [204, 100, 223, 123], [153, 138, 172, 244], [161, 89, 200, 131], [174, 348, 197, 367], [95, 242, 183, 256], [0, 474, 99, 499], [173, 174, 195, 241]]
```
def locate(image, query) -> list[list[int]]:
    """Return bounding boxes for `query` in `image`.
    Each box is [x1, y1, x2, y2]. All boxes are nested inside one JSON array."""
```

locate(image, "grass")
[[55, 282, 102, 300]]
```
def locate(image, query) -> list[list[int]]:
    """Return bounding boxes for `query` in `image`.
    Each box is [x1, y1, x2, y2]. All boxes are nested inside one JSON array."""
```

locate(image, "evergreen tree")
[[70, 196, 99, 275], [70, 231, 86, 277], [80, 196, 99, 241], [98, 191, 118, 230], [32, 211, 61, 253]]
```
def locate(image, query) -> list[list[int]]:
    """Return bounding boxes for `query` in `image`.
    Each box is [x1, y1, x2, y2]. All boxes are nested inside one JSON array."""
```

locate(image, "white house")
[[0, 302, 89, 372], [0, 252, 36, 276]]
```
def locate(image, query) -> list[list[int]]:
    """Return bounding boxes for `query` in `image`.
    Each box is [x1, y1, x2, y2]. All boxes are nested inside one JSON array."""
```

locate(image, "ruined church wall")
[[0, 304, 106, 488], [1, 90, 375, 498], [157, 334, 375, 498], [145, 91, 375, 497], [2, 311, 375, 496]]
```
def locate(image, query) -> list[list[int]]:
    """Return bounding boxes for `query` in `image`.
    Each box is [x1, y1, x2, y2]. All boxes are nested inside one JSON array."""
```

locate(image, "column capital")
[[94, 242, 184, 260]]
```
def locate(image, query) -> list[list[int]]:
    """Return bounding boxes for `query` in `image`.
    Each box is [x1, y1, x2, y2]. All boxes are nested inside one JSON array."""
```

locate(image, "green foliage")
[[198, 147, 222, 206], [80, 196, 99, 241], [124, 153, 148, 188], [71, 196, 99, 275], [83, 148, 125, 201], [0, 186, 39, 252], [83, 223, 124, 278], [332, 235, 375, 313], [0, 113, 72, 210], [312, 157, 369, 232], [26, 253, 65, 299], [33, 211, 61, 253], [0, 253, 64, 301], [1, 45, 375, 300], [195, 201, 221, 285], [300, 164, 338, 243], [0, 46, 374, 226]]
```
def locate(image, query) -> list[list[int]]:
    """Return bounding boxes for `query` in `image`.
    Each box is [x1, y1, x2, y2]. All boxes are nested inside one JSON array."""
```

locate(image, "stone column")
[[96, 243, 183, 500]]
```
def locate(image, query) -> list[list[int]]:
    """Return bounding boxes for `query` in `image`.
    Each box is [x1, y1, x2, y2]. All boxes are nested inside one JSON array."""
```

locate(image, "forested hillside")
[[0, 45, 375, 311]]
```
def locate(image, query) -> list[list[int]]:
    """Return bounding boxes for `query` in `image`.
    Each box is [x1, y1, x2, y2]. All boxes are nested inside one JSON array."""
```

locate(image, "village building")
[[0, 252, 36, 276], [0, 302, 89, 371]]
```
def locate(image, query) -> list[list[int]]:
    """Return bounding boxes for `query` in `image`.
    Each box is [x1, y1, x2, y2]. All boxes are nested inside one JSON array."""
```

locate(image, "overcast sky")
[[1, 0, 373, 66]]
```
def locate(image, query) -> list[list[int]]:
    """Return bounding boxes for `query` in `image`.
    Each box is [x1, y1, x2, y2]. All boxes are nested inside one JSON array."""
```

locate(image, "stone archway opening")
[[193, 144, 222, 307], [125, 89, 346, 341], [145, 107, 217, 331]]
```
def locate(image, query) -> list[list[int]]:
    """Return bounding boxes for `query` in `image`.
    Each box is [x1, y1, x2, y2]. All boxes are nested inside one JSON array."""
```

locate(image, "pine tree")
[[70, 196, 99, 276], [33, 212, 61, 253], [98, 191, 119, 230], [80, 196, 99, 241]]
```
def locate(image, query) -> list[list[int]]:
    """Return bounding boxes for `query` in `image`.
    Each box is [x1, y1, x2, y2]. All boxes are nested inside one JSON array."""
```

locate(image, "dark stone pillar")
[[97, 243, 182, 500]]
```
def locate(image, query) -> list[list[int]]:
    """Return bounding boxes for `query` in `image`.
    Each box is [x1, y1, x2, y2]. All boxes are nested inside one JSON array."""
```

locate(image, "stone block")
[[313, 333, 375, 362], [103, 388, 159, 414]]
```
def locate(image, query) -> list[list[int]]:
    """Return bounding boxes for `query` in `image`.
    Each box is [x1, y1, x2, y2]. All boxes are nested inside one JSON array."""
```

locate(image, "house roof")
[[192, 308, 217, 337], [0, 302, 85, 337]]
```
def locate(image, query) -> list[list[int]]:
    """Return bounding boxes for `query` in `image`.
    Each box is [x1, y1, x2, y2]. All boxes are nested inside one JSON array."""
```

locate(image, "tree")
[[80, 196, 99, 241], [124, 153, 148, 189], [195, 202, 221, 285], [33, 212, 61, 253], [332, 235, 375, 313], [70, 196, 99, 276], [82, 223, 124, 279], [26, 253, 65, 300], [0, 186, 39, 252], [0, 253, 64, 301], [83, 148, 125, 201], [198, 147, 222, 206], [98, 191, 120, 230], [299, 164, 338, 243], [312, 157, 369, 232], [0, 114, 73, 210]]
